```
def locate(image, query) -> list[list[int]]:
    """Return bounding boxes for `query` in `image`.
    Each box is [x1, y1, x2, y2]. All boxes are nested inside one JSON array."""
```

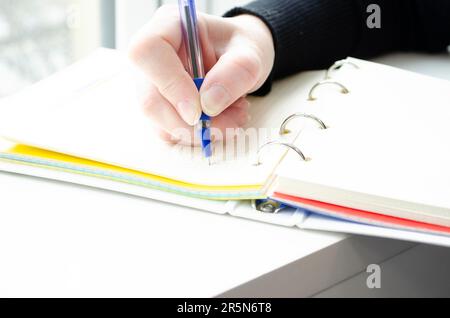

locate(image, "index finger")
[[128, 5, 201, 126]]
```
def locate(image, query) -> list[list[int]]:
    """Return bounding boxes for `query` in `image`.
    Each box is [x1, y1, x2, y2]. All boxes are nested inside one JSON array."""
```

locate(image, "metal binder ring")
[[325, 60, 359, 79], [254, 141, 308, 166], [279, 113, 327, 136], [252, 199, 288, 214], [308, 80, 349, 101]]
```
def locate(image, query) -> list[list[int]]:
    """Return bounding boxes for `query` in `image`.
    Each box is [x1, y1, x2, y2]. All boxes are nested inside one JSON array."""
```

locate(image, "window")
[[0, 0, 104, 97]]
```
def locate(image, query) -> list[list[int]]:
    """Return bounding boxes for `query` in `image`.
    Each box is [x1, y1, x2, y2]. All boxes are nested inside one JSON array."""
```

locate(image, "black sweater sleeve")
[[224, 0, 450, 95]]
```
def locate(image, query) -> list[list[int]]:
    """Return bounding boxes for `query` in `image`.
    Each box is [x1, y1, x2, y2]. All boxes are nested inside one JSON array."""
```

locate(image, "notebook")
[[272, 58, 450, 228], [1, 48, 450, 246], [0, 49, 300, 201]]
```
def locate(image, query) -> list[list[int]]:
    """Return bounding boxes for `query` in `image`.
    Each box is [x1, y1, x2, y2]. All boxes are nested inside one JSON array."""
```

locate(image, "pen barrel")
[[200, 119, 212, 158], [194, 77, 212, 158], [178, 0, 205, 79]]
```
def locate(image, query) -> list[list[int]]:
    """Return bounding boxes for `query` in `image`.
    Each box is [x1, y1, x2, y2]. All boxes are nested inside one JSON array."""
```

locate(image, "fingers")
[[129, 5, 260, 148], [200, 47, 262, 117], [142, 83, 251, 146], [210, 97, 250, 134], [128, 5, 201, 126], [141, 84, 195, 145]]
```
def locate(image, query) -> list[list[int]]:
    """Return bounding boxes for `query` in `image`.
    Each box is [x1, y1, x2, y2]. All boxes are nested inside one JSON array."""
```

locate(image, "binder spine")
[[253, 58, 359, 214]]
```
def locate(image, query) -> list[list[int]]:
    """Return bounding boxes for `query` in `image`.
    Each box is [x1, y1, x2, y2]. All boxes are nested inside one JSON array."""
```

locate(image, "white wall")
[[209, 0, 252, 15], [158, 0, 251, 15], [115, 0, 159, 50], [72, 0, 103, 59]]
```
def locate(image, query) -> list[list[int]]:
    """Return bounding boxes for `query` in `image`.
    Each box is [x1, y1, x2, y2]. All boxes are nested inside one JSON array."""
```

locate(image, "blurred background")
[[0, 0, 250, 97]]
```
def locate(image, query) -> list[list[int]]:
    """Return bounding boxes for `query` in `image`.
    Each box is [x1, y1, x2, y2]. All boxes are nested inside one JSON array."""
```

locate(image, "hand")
[[128, 5, 275, 145]]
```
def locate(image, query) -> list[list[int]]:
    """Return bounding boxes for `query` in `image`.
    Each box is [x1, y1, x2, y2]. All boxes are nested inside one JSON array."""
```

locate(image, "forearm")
[[225, 0, 450, 92]]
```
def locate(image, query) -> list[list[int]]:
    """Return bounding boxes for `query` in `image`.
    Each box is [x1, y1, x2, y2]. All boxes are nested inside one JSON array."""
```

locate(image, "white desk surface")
[[0, 52, 449, 297]]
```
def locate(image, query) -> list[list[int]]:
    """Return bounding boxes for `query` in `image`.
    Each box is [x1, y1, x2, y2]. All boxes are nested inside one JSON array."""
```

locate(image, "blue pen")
[[178, 0, 212, 165]]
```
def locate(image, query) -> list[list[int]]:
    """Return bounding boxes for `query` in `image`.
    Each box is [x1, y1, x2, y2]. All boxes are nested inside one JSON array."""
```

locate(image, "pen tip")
[[208, 158, 212, 166]]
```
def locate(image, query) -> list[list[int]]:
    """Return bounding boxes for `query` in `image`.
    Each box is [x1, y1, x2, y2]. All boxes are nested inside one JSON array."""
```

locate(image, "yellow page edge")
[[0, 145, 265, 201]]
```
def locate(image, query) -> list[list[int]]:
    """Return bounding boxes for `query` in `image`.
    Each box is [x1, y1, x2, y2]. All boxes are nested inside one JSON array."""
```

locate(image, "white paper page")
[[0, 49, 325, 188], [276, 58, 450, 226]]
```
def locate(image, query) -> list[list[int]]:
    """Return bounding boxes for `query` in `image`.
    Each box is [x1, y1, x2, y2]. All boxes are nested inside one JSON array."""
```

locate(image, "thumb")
[[200, 47, 263, 117]]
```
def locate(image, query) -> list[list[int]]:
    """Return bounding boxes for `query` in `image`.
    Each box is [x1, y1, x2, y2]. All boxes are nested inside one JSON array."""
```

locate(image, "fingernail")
[[177, 101, 201, 126], [201, 84, 231, 116]]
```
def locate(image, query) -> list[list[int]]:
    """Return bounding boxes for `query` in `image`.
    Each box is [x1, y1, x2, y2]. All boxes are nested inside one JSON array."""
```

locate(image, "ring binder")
[[252, 199, 288, 214], [325, 59, 359, 79], [249, 59, 356, 215], [308, 80, 349, 101], [252, 59, 351, 192], [279, 113, 328, 136], [254, 141, 308, 166]]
